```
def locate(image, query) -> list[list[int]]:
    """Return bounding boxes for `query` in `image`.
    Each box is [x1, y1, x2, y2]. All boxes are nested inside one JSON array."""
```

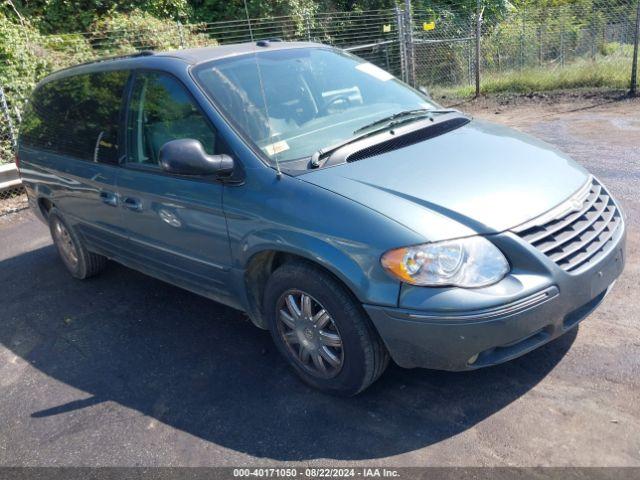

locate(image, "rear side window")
[[20, 71, 129, 164]]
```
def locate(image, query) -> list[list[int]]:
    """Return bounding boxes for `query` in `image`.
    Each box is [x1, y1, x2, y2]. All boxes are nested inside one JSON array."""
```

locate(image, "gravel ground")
[[0, 191, 27, 217], [0, 93, 639, 467]]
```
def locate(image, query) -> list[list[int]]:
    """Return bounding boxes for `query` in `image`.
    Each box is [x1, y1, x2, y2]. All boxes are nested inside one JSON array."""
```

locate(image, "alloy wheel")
[[276, 290, 344, 378], [53, 219, 79, 268]]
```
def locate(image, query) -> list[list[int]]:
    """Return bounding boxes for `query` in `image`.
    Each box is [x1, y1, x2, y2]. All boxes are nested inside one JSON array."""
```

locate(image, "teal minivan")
[[17, 42, 625, 395]]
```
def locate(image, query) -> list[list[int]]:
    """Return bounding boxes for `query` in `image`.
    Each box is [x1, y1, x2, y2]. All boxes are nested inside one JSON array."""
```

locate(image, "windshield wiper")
[[352, 108, 459, 135], [310, 130, 377, 168], [310, 108, 460, 168]]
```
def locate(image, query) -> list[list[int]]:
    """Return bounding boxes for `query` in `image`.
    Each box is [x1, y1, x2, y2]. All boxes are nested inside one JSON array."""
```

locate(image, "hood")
[[299, 119, 589, 242]]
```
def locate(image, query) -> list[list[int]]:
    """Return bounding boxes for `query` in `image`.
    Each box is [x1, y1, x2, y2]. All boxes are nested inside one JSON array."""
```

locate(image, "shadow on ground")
[[1, 245, 576, 461]]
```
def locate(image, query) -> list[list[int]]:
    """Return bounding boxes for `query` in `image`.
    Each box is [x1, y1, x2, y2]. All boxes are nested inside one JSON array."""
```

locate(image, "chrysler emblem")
[[570, 198, 583, 211]]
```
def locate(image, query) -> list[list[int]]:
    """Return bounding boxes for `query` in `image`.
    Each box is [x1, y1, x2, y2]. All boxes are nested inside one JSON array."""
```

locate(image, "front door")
[[116, 71, 234, 305]]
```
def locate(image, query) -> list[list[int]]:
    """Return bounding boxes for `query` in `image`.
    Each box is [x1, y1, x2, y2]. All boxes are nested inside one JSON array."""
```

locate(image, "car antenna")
[[243, 0, 282, 179]]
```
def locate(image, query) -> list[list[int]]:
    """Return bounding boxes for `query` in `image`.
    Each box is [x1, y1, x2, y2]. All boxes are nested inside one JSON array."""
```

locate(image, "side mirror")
[[159, 139, 234, 177]]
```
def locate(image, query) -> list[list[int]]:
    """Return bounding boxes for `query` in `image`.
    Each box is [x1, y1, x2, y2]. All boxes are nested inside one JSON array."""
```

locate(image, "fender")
[[228, 228, 401, 330], [222, 168, 427, 326], [240, 228, 389, 302]]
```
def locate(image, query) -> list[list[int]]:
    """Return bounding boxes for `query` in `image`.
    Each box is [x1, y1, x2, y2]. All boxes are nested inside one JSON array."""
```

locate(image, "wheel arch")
[[242, 246, 371, 330], [37, 196, 54, 219], [31, 182, 55, 222]]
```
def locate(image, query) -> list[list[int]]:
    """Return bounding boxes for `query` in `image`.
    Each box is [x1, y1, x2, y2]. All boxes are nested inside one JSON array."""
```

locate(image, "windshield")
[[193, 47, 440, 164]]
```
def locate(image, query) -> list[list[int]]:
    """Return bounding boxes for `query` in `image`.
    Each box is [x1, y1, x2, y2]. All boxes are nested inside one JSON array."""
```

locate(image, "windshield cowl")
[[312, 111, 470, 170]]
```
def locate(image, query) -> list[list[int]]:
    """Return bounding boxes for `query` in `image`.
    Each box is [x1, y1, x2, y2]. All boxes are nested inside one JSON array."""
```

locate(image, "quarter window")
[[126, 72, 216, 166], [20, 71, 128, 164]]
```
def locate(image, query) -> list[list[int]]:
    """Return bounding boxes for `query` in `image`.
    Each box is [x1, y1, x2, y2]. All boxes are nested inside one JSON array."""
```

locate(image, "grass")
[[431, 55, 633, 99]]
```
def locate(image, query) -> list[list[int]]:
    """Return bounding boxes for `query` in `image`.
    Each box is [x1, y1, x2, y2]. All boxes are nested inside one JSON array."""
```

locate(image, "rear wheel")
[[48, 208, 107, 279], [264, 261, 389, 396]]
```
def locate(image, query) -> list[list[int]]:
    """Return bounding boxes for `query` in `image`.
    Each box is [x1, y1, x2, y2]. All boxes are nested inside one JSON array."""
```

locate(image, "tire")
[[48, 208, 107, 279], [264, 261, 389, 396]]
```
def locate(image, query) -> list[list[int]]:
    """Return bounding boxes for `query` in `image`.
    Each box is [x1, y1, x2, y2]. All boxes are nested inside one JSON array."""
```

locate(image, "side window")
[[20, 71, 128, 164], [127, 72, 216, 166]]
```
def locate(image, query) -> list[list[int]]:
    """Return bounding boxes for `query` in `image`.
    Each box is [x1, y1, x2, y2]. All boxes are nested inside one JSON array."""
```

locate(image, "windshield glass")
[[193, 47, 439, 164]]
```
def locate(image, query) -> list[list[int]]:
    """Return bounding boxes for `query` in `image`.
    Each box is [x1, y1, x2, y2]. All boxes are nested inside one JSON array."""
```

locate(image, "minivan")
[[17, 41, 626, 395]]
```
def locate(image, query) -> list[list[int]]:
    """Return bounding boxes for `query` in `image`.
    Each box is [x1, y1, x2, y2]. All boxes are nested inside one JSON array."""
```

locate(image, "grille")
[[514, 177, 622, 273]]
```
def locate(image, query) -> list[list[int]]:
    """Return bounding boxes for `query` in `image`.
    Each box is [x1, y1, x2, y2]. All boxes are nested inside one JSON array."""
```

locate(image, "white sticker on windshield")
[[264, 140, 290, 156], [356, 62, 393, 82]]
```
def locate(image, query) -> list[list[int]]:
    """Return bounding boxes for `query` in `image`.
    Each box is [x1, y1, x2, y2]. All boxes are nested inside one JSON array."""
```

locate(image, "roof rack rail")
[[53, 50, 155, 74], [256, 38, 284, 47]]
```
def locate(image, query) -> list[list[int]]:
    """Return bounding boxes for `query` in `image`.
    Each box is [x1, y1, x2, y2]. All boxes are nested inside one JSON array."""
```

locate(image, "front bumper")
[[365, 225, 626, 371]]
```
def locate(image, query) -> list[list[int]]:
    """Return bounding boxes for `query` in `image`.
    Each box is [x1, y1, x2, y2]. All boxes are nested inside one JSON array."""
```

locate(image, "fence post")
[[560, 18, 565, 68], [475, 0, 483, 97], [520, 8, 525, 70], [468, 40, 473, 85], [0, 86, 18, 150], [538, 26, 543, 66], [590, 7, 596, 61], [631, 0, 640, 96], [385, 43, 391, 72], [176, 20, 185, 49], [404, 0, 415, 87], [305, 12, 312, 41], [395, 5, 407, 83], [14, 105, 21, 124]]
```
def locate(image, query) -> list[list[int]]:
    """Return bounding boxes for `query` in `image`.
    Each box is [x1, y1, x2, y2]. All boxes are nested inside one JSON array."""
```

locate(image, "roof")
[[37, 40, 327, 86], [157, 40, 325, 64]]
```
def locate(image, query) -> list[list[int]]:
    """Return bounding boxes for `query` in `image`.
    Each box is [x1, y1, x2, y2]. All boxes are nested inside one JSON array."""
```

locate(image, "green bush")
[[41, 33, 95, 69], [599, 41, 634, 58], [88, 11, 212, 55], [8, 0, 192, 34], [0, 15, 50, 104], [0, 10, 215, 105]]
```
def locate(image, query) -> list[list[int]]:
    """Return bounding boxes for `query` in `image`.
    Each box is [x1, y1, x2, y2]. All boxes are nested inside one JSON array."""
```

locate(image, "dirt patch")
[[452, 90, 638, 126], [0, 192, 28, 217]]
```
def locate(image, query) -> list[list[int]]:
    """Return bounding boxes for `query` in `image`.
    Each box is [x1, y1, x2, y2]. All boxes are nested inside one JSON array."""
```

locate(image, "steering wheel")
[[323, 95, 352, 113]]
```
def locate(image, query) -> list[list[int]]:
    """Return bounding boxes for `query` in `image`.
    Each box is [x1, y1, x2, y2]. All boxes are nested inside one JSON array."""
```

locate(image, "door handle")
[[99, 190, 118, 207], [122, 196, 143, 211]]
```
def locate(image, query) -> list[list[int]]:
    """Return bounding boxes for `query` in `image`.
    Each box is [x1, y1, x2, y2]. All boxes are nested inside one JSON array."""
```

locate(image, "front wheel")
[[263, 261, 389, 396]]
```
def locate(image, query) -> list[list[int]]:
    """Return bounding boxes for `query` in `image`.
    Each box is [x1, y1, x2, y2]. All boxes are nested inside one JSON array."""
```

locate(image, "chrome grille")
[[514, 177, 622, 272]]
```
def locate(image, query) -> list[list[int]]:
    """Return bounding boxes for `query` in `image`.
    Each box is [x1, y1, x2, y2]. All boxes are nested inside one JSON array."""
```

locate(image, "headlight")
[[381, 236, 509, 288]]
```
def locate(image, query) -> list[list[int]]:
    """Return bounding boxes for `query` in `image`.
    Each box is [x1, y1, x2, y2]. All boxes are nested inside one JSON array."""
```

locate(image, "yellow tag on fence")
[[383, 24, 391, 33], [423, 21, 435, 31]]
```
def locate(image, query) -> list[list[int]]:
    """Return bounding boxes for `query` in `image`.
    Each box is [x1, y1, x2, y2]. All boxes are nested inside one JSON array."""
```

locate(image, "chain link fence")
[[410, 7, 477, 93], [0, 85, 24, 211], [408, 0, 639, 97], [477, 0, 639, 96], [1, 0, 639, 208]]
